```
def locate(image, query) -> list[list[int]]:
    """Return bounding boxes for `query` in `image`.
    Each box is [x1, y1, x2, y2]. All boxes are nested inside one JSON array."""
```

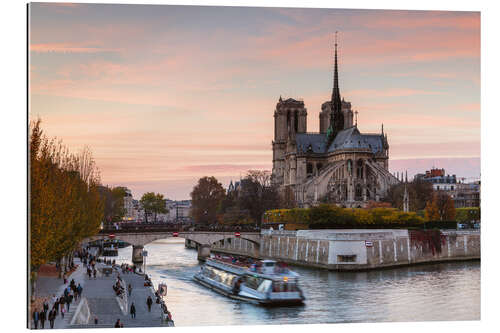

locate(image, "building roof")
[[296, 127, 384, 155], [296, 133, 328, 154]]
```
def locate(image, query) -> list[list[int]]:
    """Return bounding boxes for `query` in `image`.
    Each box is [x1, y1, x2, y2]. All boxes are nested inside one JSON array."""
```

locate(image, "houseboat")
[[193, 256, 305, 306]]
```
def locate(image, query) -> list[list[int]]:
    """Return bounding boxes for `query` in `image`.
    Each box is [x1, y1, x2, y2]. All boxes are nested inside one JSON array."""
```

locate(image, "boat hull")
[[193, 275, 304, 307]]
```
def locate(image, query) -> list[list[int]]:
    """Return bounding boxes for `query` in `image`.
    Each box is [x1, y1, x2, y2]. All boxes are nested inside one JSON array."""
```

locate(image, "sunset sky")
[[29, 3, 480, 200]]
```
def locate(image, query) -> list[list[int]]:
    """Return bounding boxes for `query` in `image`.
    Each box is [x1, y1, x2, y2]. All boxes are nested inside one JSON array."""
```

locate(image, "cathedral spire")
[[327, 31, 344, 144], [331, 31, 342, 112]]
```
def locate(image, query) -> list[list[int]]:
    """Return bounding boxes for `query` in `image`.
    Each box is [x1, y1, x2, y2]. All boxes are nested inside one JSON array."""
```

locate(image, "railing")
[[100, 223, 261, 234]]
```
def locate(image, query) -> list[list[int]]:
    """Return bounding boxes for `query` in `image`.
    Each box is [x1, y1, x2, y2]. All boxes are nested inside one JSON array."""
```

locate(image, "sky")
[[29, 3, 480, 200]]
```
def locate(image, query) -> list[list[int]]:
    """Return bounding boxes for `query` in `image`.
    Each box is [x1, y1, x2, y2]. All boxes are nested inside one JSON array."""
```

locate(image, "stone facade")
[[271, 42, 399, 208]]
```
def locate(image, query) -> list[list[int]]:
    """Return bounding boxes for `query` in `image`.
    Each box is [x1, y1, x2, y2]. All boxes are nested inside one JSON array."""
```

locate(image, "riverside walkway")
[[33, 257, 168, 329]]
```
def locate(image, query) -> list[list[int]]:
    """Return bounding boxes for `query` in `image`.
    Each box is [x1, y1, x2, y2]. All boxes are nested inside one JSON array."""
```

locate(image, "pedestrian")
[[32, 309, 39, 329], [39, 309, 46, 329], [114, 319, 121, 328], [77, 283, 83, 297], [128, 284, 132, 296], [43, 300, 49, 314], [87, 267, 92, 279], [48, 309, 56, 329], [53, 298, 59, 315], [60, 297, 66, 314], [94, 316, 98, 325], [130, 302, 136, 319], [61, 306, 66, 319], [146, 296, 153, 312], [93, 268, 97, 279]]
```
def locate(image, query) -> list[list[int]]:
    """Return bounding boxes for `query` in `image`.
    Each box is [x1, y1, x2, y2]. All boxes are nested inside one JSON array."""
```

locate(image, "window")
[[337, 255, 357, 263], [307, 163, 313, 175]]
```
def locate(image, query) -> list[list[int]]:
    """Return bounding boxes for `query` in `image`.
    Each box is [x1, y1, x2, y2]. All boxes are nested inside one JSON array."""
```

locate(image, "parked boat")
[[194, 256, 305, 306]]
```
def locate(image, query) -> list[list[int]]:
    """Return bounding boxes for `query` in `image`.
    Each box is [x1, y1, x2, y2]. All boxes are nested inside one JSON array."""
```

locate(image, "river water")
[[113, 239, 480, 326]]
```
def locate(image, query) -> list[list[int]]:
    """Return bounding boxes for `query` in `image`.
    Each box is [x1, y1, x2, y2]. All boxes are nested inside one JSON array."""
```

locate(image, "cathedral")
[[271, 37, 399, 208]]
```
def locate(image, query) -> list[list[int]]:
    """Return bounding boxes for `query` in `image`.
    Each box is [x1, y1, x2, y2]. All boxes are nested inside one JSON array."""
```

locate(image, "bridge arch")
[[85, 231, 261, 262]]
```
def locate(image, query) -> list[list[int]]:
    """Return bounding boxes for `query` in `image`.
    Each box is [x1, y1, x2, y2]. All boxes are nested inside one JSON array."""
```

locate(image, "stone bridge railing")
[[86, 229, 262, 262]]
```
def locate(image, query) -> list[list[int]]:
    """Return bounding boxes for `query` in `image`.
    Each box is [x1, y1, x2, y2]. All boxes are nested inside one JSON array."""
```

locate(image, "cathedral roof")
[[327, 127, 384, 153], [296, 133, 328, 154], [296, 127, 385, 155]]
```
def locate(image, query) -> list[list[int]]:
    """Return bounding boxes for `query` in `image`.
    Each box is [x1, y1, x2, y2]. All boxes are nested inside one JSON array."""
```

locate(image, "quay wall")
[[210, 229, 480, 271]]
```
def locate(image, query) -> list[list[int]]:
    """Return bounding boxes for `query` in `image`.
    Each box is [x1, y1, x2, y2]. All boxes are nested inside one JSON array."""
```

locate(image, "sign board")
[[235, 232, 241, 238], [142, 250, 148, 257], [108, 234, 115, 239], [365, 241, 373, 247], [172, 232, 179, 237]]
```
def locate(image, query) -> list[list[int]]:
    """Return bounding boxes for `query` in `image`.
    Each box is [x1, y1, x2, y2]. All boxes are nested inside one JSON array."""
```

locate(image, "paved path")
[[33, 254, 168, 329], [32, 257, 89, 329], [72, 264, 167, 328]]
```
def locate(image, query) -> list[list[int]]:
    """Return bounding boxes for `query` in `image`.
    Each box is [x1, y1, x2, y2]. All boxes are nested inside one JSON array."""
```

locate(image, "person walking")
[[146, 296, 153, 312], [32, 309, 39, 329], [61, 306, 66, 319], [48, 309, 56, 329], [39, 309, 46, 329], [60, 297, 66, 315], [128, 284, 132, 296], [130, 302, 136, 319], [43, 300, 49, 314], [114, 319, 121, 328], [93, 268, 97, 279], [77, 283, 83, 298], [94, 316, 98, 325], [53, 298, 59, 316]]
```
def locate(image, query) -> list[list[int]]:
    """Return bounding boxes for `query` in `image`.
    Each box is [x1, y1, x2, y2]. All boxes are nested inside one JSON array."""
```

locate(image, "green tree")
[[191, 176, 225, 224], [140, 192, 156, 223]]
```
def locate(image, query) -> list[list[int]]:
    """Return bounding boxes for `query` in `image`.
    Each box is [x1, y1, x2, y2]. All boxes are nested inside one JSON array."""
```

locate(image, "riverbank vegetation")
[[30, 119, 104, 284]]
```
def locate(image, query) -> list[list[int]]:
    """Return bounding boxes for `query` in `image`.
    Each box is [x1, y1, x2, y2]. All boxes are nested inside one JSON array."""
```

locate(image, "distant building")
[[415, 168, 480, 208], [163, 199, 192, 223], [414, 168, 457, 191], [451, 182, 481, 208], [122, 188, 135, 221]]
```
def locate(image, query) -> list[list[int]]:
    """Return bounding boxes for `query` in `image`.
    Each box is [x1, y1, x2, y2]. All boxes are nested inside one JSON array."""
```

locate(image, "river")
[[112, 239, 480, 326]]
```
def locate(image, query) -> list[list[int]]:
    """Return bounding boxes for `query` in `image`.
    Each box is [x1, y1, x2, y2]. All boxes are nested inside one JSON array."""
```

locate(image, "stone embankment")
[[211, 229, 480, 271]]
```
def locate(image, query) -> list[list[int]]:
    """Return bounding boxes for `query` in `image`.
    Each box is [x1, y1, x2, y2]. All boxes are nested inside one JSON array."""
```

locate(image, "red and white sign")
[[108, 234, 115, 239], [235, 232, 241, 238], [365, 241, 373, 247], [172, 232, 179, 237]]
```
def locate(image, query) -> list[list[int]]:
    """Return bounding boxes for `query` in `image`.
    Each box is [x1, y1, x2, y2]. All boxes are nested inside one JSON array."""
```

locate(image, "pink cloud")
[[30, 43, 120, 54], [344, 88, 446, 98]]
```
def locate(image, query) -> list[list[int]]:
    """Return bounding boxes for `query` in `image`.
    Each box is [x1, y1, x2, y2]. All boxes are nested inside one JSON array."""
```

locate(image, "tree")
[[30, 118, 103, 290], [191, 177, 225, 224], [140, 192, 156, 223], [384, 179, 433, 211], [237, 170, 280, 226], [425, 191, 456, 221], [153, 193, 168, 222]]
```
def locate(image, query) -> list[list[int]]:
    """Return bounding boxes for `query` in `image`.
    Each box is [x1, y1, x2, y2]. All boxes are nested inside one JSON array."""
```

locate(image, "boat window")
[[272, 281, 298, 292], [245, 276, 263, 290], [257, 279, 272, 293]]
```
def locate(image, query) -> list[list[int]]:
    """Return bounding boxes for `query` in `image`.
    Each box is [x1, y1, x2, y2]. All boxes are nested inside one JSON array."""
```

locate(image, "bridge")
[[86, 226, 261, 262]]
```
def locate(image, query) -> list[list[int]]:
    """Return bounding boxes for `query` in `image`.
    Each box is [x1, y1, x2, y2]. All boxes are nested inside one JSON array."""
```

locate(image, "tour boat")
[[193, 257, 305, 306]]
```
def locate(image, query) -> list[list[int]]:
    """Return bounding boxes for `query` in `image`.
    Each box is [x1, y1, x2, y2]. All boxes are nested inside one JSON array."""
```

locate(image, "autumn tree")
[[30, 118, 103, 294], [237, 170, 280, 225], [384, 179, 433, 211], [190, 176, 225, 224], [425, 191, 456, 221], [140, 192, 168, 223], [98, 186, 127, 223]]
